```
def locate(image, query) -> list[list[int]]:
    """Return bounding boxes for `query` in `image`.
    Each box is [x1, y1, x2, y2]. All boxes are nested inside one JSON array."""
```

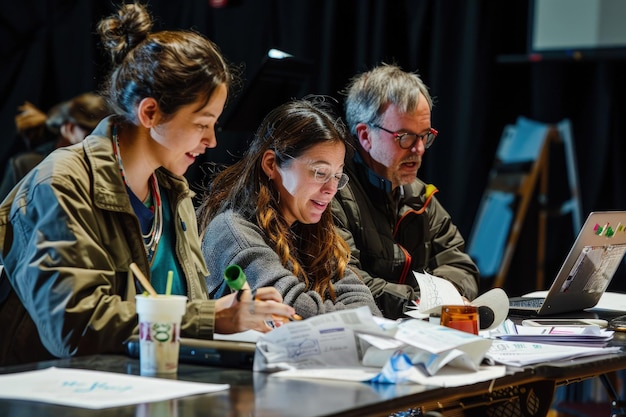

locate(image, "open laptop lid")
[[511, 211, 626, 316]]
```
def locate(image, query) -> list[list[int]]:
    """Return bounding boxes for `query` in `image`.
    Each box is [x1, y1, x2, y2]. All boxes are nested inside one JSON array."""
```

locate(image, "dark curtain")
[[1, 0, 624, 295]]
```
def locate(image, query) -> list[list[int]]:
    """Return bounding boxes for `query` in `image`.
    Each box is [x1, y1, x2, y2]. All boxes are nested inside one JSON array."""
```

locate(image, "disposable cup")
[[440, 305, 479, 335], [135, 294, 187, 375]]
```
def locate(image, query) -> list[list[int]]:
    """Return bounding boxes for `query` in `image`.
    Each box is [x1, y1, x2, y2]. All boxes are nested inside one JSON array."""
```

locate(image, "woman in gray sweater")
[[197, 97, 381, 319]]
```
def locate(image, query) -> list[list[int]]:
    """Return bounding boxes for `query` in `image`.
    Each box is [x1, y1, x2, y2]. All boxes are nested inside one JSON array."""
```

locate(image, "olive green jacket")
[[0, 117, 213, 365], [332, 153, 480, 319]]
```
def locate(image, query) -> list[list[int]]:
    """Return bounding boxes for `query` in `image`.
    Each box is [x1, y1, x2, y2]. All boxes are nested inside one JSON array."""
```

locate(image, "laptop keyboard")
[[509, 297, 544, 308]]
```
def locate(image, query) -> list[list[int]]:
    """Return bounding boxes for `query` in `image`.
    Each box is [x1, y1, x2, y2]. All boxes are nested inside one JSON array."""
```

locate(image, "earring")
[[271, 187, 280, 204]]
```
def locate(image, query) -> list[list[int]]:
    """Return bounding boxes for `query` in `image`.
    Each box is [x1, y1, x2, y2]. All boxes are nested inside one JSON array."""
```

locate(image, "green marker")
[[224, 263, 301, 322], [224, 264, 247, 291]]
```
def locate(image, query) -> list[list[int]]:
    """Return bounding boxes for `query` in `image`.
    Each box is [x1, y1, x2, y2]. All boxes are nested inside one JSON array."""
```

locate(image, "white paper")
[[393, 319, 492, 371], [591, 291, 626, 311], [214, 330, 262, 343], [414, 271, 464, 313], [471, 287, 510, 330], [485, 340, 621, 367], [254, 306, 388, 372], [270, 367, 381, 382], [269, 364, 506, 388], [254, 306, 500, 385], [0, 367, 228, 409]]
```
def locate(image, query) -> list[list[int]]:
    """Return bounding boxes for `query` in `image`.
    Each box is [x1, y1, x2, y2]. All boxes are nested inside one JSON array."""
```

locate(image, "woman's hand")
[[214, 287, 297, 334]]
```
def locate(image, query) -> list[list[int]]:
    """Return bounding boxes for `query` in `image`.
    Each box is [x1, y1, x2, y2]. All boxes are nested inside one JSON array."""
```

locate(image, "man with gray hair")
[[332, 64, 479, 319]]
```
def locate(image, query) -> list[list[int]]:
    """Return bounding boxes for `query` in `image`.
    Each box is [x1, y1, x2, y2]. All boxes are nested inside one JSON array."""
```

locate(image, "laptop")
[[125, 336, 257, 370], [508, 211, 626, 316]]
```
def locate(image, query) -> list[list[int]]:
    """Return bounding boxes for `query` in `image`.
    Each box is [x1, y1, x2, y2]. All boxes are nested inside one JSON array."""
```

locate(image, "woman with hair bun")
[[0, 1, 294, 365]]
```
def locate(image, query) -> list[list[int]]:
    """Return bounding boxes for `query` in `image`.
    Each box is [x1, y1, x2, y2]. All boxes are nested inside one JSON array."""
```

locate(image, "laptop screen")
[[510, 211, 626, 315]]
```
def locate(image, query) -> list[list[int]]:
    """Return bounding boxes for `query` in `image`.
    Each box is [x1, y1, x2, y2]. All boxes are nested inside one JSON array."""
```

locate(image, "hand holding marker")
[[130, 262, 301, 327], [224, 264, 302, 325]]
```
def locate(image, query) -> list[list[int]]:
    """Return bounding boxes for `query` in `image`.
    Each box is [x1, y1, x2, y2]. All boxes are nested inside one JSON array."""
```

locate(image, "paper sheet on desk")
[[269, 364, 506, 387], [215, 329, 262, 343], [0, 367, 228, 409], [254, 306, 506, 386]]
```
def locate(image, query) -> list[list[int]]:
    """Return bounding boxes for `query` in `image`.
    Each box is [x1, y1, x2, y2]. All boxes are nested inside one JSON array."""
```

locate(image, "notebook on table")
[[508, 211, 626, 316], [125, 336, 257, 370]]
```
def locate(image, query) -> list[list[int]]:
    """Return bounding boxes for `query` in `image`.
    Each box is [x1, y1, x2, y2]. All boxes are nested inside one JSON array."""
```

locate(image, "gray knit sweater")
[[201, 209, 382, 319]]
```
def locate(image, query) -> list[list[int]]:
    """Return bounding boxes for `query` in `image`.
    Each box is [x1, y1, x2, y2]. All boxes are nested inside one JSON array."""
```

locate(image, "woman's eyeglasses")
[[279, 152, 350, 190], [310, 166, 349, 190]]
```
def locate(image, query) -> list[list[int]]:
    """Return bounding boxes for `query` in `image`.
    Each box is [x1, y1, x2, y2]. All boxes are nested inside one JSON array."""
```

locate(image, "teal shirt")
[[150, 191, 187, 295]]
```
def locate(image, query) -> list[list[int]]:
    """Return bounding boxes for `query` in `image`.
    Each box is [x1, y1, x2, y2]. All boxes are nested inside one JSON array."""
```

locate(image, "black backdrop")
[[1, 0, 625, 296]]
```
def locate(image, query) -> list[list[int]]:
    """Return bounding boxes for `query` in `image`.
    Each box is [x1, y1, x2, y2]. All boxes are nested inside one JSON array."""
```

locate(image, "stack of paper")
[[485, 340, 620, 368], [492, 320, 614, 347], [482, 319, 620, 368]]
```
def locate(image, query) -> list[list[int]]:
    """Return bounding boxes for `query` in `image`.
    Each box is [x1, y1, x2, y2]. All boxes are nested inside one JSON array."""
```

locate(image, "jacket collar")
[[352, 151, 394, 194], [86, 116, 130, 212], [85, 116, 192, 212]]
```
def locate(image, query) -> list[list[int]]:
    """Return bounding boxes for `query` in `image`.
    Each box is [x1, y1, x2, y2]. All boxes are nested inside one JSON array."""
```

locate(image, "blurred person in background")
[[0, 92, 110, 201]]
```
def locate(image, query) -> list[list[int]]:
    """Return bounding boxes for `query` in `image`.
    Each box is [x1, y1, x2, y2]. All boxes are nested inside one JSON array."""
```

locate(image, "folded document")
[[254, 306, 506, 386]]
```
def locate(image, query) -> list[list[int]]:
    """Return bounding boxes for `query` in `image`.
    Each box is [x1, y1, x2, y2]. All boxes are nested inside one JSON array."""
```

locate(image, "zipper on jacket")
[[397, 244, 412, 284]]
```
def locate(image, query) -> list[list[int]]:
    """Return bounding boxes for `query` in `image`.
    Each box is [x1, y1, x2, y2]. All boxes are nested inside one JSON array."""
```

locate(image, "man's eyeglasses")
[[310, 166, 349, 190], [370, 124, 438, 149]]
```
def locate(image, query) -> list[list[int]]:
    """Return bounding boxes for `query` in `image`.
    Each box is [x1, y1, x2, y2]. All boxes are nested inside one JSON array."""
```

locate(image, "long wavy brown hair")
[[197, 97, 353, 301]]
